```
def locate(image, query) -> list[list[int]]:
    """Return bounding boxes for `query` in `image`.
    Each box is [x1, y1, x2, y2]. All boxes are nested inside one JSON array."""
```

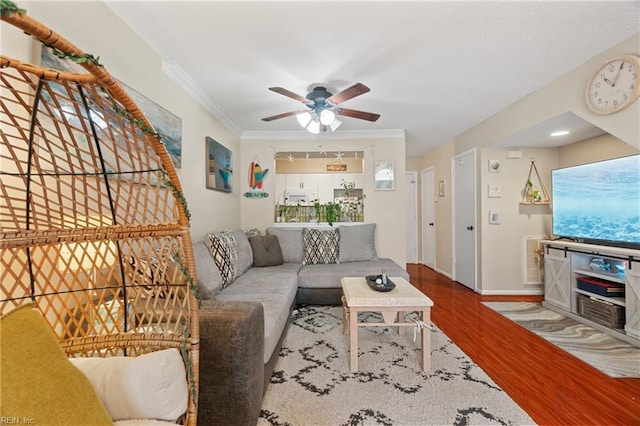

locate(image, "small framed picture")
[[488, 159, 501, 173], [438, 180, 445, 197], [374, 160, 395, 190]]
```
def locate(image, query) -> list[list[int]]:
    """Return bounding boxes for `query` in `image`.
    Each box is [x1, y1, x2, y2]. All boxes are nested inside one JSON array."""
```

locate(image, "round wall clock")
[[585, 54, 640, 114]]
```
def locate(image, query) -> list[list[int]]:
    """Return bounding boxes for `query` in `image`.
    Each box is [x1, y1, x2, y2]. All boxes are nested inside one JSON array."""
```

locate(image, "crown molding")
[[241, 129, 405, 141], [162, 59, 241, 136]]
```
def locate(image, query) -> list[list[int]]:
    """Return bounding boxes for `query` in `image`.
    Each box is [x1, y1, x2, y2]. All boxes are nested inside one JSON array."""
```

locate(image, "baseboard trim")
[[479, 289, 545, 296], [412, 263, 453, 280], [434, 267, 453, 280]]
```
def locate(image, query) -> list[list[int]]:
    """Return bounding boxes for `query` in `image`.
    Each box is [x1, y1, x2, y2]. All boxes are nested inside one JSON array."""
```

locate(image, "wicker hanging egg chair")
[[1, 4, 199, 424]]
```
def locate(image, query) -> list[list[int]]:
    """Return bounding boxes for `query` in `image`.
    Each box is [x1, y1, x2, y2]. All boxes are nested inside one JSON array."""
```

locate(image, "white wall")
[[559, 134, 639, 168], [240, 133, 408, 266], [480, 148, 558, 294]]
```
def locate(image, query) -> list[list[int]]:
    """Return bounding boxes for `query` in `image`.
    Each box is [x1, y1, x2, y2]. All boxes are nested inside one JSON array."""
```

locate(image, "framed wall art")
[[206, 137, 232, 192], [374, 160, 395, 190], [40, 45, 183, 168]]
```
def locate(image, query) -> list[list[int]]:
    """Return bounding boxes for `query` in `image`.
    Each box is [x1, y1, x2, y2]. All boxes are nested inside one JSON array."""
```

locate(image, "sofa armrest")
[[197, 300, 265, 426]]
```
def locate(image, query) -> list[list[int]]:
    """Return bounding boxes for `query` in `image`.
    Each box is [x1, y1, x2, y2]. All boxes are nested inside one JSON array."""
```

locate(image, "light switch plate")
[[488, 184, 502, 198]]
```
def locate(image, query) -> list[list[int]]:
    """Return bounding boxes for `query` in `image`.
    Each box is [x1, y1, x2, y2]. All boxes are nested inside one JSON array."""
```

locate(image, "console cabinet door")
[[544, 249, 571, 310], [625, 261, 640, 340]]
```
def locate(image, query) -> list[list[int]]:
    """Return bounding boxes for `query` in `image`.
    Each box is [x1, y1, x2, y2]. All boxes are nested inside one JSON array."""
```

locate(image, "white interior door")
[[421, 167, 436, 269], [453, 149, 477, 290], [406, 172, 418, 263]]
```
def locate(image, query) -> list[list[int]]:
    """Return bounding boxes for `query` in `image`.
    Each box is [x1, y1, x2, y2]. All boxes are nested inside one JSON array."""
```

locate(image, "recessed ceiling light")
[[550, 130, 570, 137]]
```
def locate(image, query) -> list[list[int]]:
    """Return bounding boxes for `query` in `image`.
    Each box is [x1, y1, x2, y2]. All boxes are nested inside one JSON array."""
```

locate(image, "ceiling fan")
[[261, 83, 380, 133]]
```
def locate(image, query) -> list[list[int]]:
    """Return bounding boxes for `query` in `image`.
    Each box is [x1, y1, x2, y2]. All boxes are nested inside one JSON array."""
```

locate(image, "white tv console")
[[542, 240, 640, 347]]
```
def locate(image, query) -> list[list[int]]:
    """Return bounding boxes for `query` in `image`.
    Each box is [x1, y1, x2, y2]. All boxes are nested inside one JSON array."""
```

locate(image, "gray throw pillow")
[[249, 235, 284, 267], [266, 227, 303, 263], [191, 241, 223, 299], [302, 228, 339, 265], [338, 223, 378, 262], [232, 229, 254, 276]]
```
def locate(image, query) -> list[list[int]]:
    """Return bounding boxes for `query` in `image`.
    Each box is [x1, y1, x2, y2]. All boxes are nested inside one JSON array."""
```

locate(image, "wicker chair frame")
[[1, 5, 199, 424]]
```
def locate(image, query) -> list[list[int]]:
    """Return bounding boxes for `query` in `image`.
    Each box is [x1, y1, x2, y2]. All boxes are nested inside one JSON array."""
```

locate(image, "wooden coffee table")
[[341, 276, 434, 373]]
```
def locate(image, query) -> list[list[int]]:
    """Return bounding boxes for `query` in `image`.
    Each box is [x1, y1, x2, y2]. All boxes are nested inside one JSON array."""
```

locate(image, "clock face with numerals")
[[586, 55, 640, 114]]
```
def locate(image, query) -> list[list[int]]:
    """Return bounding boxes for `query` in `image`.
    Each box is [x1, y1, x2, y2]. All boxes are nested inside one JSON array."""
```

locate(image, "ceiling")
[[105, 1, 640, 158]]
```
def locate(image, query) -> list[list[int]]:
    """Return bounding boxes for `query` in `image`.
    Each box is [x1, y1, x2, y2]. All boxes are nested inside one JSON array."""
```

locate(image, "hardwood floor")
[[407, 263, 640, 426]]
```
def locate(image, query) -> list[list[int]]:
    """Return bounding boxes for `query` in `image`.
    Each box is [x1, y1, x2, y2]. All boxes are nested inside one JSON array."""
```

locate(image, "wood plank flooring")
[[407, 263, 640, 426]]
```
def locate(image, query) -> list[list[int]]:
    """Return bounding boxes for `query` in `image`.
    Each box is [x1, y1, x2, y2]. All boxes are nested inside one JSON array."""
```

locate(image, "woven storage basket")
[[577, 293, 625, 329], [1, 4, 199, 424]]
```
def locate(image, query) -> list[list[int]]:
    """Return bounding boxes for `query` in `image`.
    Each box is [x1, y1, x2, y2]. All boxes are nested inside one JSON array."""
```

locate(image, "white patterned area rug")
[[483, 302, 640, 378], [259, 306, 534, 426]]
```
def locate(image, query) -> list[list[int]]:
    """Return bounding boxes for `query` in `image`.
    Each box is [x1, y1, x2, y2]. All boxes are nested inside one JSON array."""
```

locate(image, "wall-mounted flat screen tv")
[[551, 154, 640, 249]]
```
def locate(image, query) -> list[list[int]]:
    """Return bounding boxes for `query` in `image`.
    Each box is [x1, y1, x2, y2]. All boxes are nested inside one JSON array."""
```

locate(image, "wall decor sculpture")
[[244, 156, 269, 198]]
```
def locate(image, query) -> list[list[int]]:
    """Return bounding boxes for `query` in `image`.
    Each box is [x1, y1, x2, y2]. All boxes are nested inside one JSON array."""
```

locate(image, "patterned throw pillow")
[[244, 228, 261, 238], [206, 231, 238, 289], [127, 251, 174, 298], [302, 228, 339, 265]]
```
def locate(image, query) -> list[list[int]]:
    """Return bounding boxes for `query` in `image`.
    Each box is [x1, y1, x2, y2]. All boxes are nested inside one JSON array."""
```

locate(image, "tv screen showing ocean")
[[552, 155, 640, 245]]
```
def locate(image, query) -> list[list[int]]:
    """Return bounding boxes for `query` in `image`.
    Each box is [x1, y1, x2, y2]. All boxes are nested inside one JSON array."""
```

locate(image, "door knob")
[[466, 226, 474, 231], [429, 222, 434, 226]]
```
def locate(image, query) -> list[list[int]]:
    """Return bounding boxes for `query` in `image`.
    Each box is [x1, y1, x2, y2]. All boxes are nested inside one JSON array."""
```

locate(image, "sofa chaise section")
[[296, 258, 410, 304]]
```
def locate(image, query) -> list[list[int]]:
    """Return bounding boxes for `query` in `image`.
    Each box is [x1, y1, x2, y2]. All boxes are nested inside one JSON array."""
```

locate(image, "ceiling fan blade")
[[336, 108, 380, 122], [327, 83, 370, 105], [268, 87, 308, 103], [261, 110, 307, 122]]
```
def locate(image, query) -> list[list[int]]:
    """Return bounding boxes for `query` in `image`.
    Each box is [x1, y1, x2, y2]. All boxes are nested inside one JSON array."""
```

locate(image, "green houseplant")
[[324, 202, 342, 226]]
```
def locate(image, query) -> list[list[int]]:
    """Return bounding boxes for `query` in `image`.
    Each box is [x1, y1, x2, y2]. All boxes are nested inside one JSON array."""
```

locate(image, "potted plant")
[[324, 202, 341, 226], [525, 180, 541, 203], [312, 199, 322, 223], [339, 180, 365, 221]]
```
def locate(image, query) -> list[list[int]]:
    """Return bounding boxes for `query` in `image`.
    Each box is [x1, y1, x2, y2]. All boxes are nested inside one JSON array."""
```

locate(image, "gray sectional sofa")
[[192, 224, 409, 426]]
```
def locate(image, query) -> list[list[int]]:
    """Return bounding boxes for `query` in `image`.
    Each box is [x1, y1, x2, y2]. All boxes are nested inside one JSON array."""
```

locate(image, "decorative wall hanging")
[[40, 46, 183, 168], [520, 158, 550, 204], [374, 160, 395, 190], [244, 156, 270, 198], [206, 137, 232, 192], [326, 163, 348, 171]]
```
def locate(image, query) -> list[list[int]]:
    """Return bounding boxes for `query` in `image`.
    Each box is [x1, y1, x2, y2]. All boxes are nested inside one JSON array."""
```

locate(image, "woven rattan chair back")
[[1, 5, 199, 424]]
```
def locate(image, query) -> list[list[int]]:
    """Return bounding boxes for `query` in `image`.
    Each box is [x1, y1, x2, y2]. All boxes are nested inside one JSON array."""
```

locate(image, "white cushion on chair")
[[70, 348, 188, 422]]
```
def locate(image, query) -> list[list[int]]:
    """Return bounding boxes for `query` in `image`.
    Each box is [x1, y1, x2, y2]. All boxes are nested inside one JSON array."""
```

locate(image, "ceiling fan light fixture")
[[296, 111, 312, 128], [307, 120, 321, 134], [320, 109, 335, 125], [263, 82, 379, 133]]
